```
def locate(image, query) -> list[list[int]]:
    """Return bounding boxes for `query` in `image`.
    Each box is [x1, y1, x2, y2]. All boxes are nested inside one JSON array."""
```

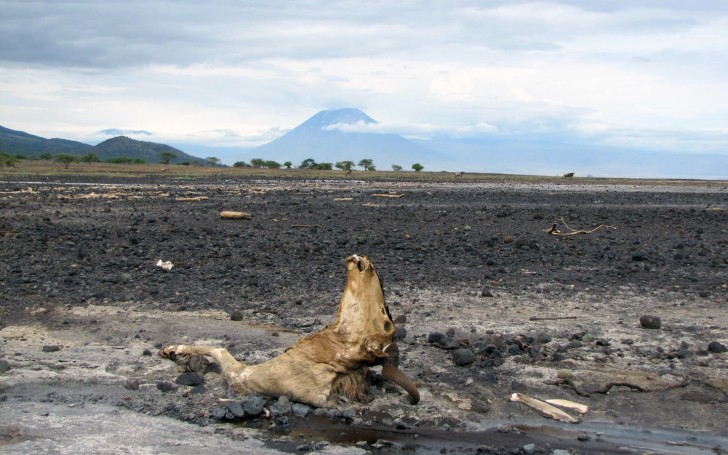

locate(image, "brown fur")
[[161, 255, 419, 407]]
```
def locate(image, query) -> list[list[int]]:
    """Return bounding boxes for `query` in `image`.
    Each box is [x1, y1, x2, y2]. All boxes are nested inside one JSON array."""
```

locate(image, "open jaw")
[[161, 254, 420, 407]]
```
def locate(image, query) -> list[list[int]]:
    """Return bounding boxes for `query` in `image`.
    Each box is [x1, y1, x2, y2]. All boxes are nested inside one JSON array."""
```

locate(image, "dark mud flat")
[[0, 176, 727, 454]]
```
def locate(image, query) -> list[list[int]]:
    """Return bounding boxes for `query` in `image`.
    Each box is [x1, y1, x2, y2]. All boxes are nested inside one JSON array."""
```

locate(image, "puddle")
[[274, 415, 727, 454]]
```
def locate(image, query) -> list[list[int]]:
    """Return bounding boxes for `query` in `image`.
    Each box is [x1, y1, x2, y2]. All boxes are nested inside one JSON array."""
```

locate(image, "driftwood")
[[175, 196, 209, 202], [545, 217, 616, 237], [161, 255, 419, 407], [529, 315, 578, 321]]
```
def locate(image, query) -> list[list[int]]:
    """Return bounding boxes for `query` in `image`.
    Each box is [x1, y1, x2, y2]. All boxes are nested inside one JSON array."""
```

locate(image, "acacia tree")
[[284, 161, 292, 169], [206, 157, 221, 166], [55, 154, 76, 169], [300, 158, 317, 169], [412, 163, 424, 172], [160, 152, 176, 164], [82, 152, 100, 164], [358, 159, 375, 171], [391, 164, 402, 172], [335, 161, 355, 171]]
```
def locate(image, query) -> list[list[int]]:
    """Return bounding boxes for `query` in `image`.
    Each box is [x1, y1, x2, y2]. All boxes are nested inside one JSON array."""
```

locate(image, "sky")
[[1, 0, 727, 161]]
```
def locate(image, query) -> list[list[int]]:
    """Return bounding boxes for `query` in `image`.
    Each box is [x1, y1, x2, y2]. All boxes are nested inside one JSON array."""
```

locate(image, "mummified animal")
[[160, 255, 419, 407]]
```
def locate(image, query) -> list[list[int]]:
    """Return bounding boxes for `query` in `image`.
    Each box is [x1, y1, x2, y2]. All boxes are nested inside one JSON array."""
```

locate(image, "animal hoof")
[[159, 345, 180, 359]]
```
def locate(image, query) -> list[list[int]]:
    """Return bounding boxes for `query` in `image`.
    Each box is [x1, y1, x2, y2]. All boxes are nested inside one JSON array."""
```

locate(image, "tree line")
[[234, 158, 424, 172]]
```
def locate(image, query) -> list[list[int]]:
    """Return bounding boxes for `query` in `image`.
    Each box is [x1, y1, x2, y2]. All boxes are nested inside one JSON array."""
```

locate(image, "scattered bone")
[[545, 398, 589, 415], [219, 211, 251, 220], [509, 393, 580, 423], [334, 197, 354, 201], [156, 260, 174, 271], [175, 196, 208, 202], [371, 193, 404, 198]]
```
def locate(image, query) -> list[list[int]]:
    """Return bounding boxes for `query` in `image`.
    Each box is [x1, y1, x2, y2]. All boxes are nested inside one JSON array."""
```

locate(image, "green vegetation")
[[300, 158, 317, 169], [391, 164, 402, 172], [82, 152, 100, 164], [159, 151, 176, 165], [0, 152, 19, 167], [55, 154, 77, 168], [358, 159, 375, 171], [412, 163, 424, 172], [335, 161, 355, 171], [206, 157, 221, 166]]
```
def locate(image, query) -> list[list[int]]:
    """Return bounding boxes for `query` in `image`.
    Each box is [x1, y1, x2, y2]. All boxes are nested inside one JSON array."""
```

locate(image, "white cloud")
[[0, 0, 726, 160]]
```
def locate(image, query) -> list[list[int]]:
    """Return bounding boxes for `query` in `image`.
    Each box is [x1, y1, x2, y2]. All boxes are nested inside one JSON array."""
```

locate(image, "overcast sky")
[[1, 0, 727, 156]]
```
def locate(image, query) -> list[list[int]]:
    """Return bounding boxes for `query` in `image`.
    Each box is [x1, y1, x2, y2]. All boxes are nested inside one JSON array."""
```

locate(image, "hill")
[[0, 125, 92, 157], [252, 108, 449, 169], [91, 136, 205, 164]]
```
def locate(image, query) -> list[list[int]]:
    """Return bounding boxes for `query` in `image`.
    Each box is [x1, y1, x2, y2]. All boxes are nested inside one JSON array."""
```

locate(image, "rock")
[[427, 332, 459, 349], [291, 403, 311, 417], [0, 359, 10, 373], [124, 378, 141, 390], [708, 341, 727, 353], [230, 310, 244, 321], [42, 345, 61, 352], [394, 326, 407, 341], [481, 288, 494, 298], [451, 348, 477, 366], [225, 402, 246, 419], [639, 315, 662, 329], [269, 396, 292, 417], [536, 333, 552, 344], [156, 382, 174, 393], [175, 372, 205, 386], [523, 443, 536, 453], [243, 395, 267, 415]]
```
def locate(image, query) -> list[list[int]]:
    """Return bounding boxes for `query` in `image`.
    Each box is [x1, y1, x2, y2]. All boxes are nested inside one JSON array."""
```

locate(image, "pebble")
[[42, 345, 61, 352], [708, 341, 727, 353], [230, 310, 244, 321], [124, 378, 141, 390], [269, 395, 292, 417], [451, 348, 477, 366], [0, 360, 10, 373], [639, 315, 662, 329], [156, 382, 174, 393]]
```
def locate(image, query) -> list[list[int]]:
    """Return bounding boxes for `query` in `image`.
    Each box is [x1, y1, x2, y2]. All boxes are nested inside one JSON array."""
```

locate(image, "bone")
[[545, 398, 589, 415], [509, 393, 580, 423]]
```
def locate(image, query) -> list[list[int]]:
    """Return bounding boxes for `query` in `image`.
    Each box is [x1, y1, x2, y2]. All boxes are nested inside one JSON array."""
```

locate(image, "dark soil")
[[1, 175, 727, 454]]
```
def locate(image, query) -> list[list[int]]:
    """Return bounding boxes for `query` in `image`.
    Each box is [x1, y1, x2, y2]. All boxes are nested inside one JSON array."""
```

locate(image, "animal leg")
[[160, 344, 252, 394], [381, 343, 420, 404]]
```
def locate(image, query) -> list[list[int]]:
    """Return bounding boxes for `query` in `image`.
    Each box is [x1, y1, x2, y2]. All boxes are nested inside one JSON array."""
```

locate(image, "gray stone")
[[451, 348, 477, 366], [640, 315, 662, 329], [175, 372, 204, 386], [291, 403, 310, 417], [708, 341, 727, 353], [242, 395, 267, 415]]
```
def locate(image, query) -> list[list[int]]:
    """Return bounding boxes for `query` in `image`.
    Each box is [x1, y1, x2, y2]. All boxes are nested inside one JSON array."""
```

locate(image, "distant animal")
[[455, 171, 464, 179], [345, 169, 353, 176], [161, 255, 419, 407], [562, 172, 575, 179]]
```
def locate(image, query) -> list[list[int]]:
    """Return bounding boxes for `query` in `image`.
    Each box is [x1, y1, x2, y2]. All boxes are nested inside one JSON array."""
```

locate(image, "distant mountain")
[[0, 125, 92, 156], [0, 125, 206, 165], [92, 136, 205, 164], [253, 108, 449, 168]]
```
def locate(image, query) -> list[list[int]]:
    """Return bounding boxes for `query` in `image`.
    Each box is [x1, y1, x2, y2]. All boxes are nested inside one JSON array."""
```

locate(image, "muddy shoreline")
[[1, 175, 727, 454]]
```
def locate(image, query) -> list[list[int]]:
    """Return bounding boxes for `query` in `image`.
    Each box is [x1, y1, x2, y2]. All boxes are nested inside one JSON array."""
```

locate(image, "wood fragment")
[[219, 211, 251, 220], [529, 315, 578, 321], [510, 393, 580, 423], [371, 193, 404, 198], [292, 224, 322, 228], [175, 196, 209, 202], [545, 217, 616, 237], [334, 197, 354, 201]]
